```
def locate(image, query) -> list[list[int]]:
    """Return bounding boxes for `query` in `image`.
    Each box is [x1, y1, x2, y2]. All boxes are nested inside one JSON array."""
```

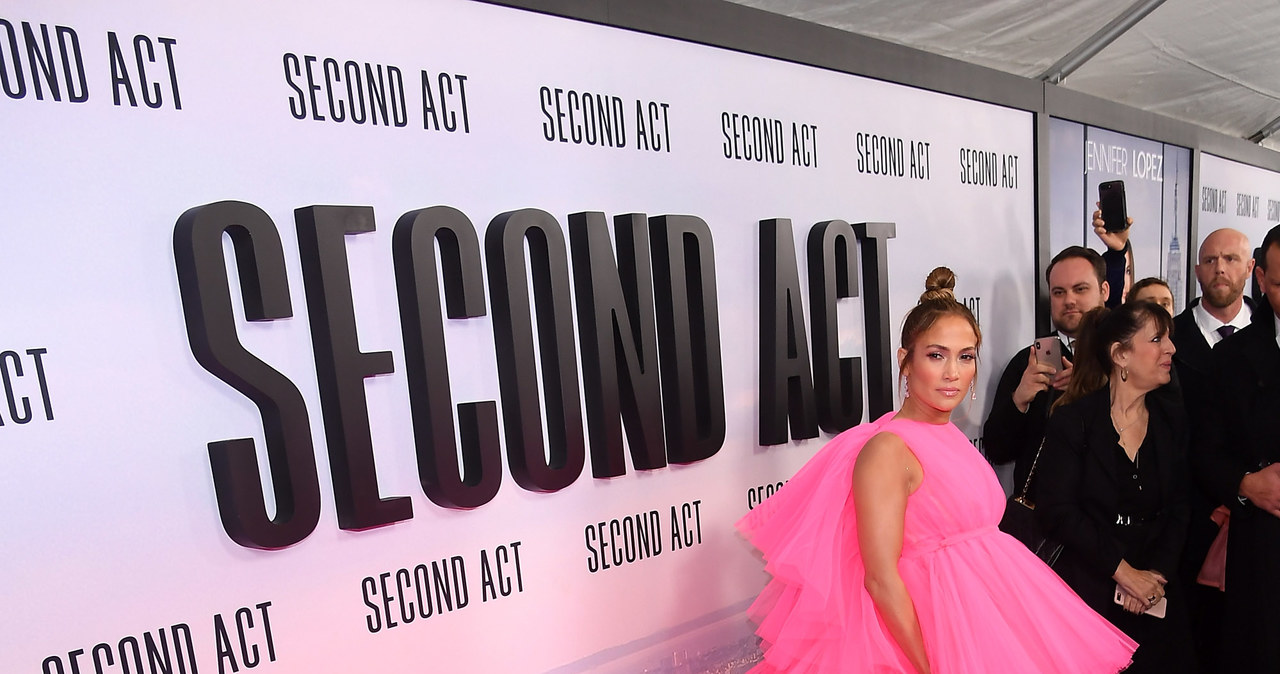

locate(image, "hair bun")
[[920, 266, 957, 303]]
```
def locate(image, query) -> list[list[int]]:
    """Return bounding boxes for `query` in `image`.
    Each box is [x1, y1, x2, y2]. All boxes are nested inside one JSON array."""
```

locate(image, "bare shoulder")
[[854, 431, 910, 475], [854, 430, 922, 491]]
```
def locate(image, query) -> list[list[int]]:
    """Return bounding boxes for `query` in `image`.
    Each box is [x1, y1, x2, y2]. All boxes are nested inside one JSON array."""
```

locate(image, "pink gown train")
[[737, 413, 1137, 673]]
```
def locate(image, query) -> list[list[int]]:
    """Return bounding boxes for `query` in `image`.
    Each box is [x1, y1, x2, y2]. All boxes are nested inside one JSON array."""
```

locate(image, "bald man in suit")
[[1198, 224, 1280, 671], [1173, 228, 1255, 671]]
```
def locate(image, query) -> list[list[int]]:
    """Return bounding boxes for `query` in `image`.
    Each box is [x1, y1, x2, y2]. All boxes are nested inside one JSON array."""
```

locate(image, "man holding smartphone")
[[983, 246, 1109, 498]]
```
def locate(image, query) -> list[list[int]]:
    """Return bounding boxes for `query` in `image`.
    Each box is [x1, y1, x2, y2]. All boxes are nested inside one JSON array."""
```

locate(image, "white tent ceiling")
[[727, 0, 1280, 152]]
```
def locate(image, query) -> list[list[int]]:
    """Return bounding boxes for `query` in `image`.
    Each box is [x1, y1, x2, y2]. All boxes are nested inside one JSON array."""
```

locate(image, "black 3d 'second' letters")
[[392, 206, 502, 508], [649, 215, 725, 463], [173, 200, 321, 549], [568, 212, 667, 477], [296, 205, 413, 530], [759, 218, 819, 445], [486, 209, 586, 491]]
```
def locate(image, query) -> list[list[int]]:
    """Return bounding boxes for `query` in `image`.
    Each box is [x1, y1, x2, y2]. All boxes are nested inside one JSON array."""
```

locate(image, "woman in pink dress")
[[738, 267, 1137, 673]]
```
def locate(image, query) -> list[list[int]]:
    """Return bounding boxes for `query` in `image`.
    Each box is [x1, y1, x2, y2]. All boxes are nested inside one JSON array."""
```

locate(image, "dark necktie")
[[1217, 325, 1237, 339]]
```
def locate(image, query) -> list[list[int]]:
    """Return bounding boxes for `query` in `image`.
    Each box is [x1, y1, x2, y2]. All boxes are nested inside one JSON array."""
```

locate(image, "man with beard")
[[1198, 224, 1280, 670], [1178, 228, 1255, 361], [1174, 227, 1255, 671], [983, 246, 1109, 499]]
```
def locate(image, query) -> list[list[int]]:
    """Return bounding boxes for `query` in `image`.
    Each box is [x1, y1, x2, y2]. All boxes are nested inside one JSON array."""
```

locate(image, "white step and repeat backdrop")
[[1199, 153, 1280, 253], [1, 1, 1035, 671]]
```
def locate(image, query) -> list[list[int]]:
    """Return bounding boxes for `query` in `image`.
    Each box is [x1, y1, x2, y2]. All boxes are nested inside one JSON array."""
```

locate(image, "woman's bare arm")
[[855, 431, 929, 674]]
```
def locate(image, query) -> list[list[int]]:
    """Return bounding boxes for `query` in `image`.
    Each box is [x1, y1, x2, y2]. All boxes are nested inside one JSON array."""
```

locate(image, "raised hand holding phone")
[[1013, 340, 1059, 412], [1034, 336, 1063, 371], [1052, 354, 1074, 391], [1092, 204, 1131, 252], [1098, 181, 1129, 232]]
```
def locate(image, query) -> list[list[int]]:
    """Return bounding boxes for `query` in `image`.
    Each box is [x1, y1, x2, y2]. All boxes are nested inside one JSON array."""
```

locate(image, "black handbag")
[[999, 437, 1064, 566]]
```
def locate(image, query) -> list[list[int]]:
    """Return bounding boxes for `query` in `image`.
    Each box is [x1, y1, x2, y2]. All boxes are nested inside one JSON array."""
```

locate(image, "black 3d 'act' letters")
[[808, 219, 863, 434], [758, 219, 895, 444], [173, 200, 321, 550], [853, 222, 897, 418], [759, 218, 819, 445]]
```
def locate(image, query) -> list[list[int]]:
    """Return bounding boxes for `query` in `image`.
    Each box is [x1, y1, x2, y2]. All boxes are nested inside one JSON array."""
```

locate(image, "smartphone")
[[1034, 336, 1063, 372], [1098, 180, 1128, 232], [1114, 585, 1167, 618]]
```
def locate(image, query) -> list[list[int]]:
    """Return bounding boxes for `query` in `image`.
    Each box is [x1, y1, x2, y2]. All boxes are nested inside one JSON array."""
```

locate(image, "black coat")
[[1172, 297, 1254, 419], [1172, 297, 1253, 581], [1198, 309, 1280, 670], [1172, 301, 1211, 390], [1037, 385, 1194, 672], [1037, 386, 1190, 611], [983, 342, 1069, 497]]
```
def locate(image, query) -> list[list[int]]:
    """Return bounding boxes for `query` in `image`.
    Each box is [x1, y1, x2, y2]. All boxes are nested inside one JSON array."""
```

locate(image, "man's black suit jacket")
[[1199, 309, 1280, 670], [983, 341, 1068, 499], [1172, 297, 1254, 416], [1172, 297, 1254, 578]]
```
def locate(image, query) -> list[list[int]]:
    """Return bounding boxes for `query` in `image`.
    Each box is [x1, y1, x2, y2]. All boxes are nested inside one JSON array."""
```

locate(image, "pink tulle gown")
[[737, 413, 1136, 673]]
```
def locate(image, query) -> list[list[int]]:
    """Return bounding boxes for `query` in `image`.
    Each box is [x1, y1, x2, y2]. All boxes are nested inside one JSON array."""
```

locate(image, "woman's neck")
[[896, 396, 953, 425], [1109, 378, 1147, 416]]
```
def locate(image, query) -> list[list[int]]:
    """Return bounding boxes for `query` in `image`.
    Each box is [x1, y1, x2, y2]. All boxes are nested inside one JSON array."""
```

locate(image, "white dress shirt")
[[1194, 300, 1252, 347], [1055, 331, 1074, 354]]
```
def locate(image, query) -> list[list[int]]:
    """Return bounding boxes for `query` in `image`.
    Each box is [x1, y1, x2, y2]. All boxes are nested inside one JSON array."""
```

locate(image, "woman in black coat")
[[1038, 302, 1194, 673]]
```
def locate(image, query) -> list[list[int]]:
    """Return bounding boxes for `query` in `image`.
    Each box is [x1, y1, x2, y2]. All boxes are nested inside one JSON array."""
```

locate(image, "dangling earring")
[[902, 374, 910, 397], [1120, 367, 1128, 382], [969, 381, 977, 400]]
